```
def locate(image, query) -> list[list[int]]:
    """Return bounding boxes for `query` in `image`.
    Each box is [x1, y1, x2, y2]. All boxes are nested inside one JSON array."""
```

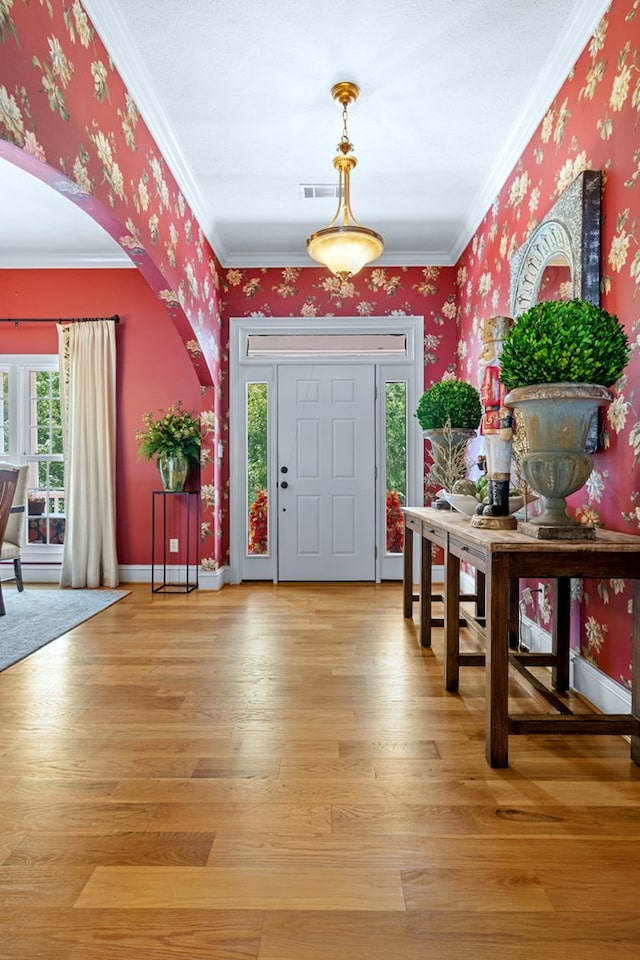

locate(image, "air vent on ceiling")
[[299, 183, 340, 200]]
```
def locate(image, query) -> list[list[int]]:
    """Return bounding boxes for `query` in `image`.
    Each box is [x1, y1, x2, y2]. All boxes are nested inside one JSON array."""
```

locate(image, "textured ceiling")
[[1, 0, 611, 269]]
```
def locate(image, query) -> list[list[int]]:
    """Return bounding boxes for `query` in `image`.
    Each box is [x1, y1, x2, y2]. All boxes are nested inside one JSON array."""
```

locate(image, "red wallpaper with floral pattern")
[[455, 0, 640, 687], [0, 0, 223, 571], [3, 0, 640, 689], [221, 264, 459, 560]]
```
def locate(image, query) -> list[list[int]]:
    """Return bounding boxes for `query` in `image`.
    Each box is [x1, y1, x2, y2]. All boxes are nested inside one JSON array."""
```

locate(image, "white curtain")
[[57, 320, 119, 588]]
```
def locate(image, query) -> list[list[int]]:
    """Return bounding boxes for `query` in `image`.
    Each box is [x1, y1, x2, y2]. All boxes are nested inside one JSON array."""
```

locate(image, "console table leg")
[[508, 579, 519, 651], [486, 555, 510, 767], [476, 570, 486, 620], [403, 523, 414, 619], [632, 581, 640, 765], [420, 534, 432, 648], [552, 577, 571, 692], [444, 550, 460, 692]]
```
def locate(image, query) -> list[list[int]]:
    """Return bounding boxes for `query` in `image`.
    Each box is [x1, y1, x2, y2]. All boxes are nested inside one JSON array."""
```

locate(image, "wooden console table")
[[403, 506, 640, 767]]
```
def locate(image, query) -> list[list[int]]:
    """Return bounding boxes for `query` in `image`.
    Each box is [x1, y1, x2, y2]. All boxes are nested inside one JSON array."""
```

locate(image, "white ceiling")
[[1, 0, 611, 270]]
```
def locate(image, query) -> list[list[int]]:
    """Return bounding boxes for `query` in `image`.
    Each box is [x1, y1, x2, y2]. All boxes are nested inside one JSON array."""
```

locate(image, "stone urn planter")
[[504, 383, 612, 537], [499, 298, 630, 539]]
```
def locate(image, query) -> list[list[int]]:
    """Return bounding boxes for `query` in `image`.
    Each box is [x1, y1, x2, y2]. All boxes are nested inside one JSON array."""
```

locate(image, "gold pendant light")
[[306, 81, 384, 280]]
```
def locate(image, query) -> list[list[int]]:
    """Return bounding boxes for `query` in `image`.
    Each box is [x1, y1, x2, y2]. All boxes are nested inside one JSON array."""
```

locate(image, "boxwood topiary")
[[499, 298, 630, 392], [415, 379, 482, 431]]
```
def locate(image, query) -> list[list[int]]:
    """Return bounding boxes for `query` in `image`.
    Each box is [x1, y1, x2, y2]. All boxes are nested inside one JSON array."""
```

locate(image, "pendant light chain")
[[339, 101, 353, 155]]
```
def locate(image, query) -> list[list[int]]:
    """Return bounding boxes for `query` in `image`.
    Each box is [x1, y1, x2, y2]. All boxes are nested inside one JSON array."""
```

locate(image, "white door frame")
[[229, 315, 424, 584]]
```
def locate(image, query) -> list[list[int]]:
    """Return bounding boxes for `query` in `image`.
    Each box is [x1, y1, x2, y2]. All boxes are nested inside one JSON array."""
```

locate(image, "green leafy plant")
[[499, 298, 630, 392], [415, 378, 482, 431], [136, 401, 201, 462]]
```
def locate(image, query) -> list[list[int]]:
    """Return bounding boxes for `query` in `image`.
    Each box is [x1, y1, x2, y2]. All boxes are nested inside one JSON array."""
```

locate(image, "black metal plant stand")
[[151, 490, 199, 593]]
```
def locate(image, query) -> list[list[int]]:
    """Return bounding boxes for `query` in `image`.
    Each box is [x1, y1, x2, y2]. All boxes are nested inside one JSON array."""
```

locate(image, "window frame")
[[0, 354, 64, 563]]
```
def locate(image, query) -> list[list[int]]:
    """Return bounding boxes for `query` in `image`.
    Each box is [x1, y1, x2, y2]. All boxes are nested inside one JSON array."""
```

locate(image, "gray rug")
[[0, 587, 129, 670]]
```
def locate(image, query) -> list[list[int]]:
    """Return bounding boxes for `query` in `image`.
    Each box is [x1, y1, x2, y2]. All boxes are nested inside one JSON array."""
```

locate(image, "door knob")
[[280, 481, 288, 489]]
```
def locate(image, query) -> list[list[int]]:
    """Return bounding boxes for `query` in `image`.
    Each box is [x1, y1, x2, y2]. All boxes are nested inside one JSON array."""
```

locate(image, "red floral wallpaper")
[[221, 265, 458, 378], [221, 264, 459, 555], [455, 0, 640, 687], [2, 0, 640, 688], [0, 0, 223, 571]]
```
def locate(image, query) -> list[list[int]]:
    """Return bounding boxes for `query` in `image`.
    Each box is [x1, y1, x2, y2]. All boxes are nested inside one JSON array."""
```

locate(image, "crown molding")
[[0, 251, 135, 269], [225, 250, 453, 269], [81, 0, 228, 264], [448, 0, 612, 264]]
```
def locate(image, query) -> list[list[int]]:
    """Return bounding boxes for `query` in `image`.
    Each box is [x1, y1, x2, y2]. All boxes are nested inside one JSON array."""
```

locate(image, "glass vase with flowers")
[[136, 401, 201, 491]]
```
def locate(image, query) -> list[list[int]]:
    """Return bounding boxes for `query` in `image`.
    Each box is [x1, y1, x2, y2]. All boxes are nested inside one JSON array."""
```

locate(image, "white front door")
[[277, 363, 376, 581]]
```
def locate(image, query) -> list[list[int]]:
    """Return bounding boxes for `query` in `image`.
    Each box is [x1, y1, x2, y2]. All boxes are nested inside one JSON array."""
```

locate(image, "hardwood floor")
[[1, 581, 639, 959]]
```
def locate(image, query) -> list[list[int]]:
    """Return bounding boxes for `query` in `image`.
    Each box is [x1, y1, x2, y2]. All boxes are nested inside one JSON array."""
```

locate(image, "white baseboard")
[[118, 563, 229, 591], [198, 566, 228, 591], [16, 562, 229, 592], [16, 564, 61, 584], [570, 649, 632, 715], [518, 611, 631, 715], [518, 610, 552, 654], [117, 564, 149, 583]]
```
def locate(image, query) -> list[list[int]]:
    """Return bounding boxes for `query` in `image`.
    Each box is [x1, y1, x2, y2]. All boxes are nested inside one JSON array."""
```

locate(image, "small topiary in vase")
[[415, 378, 482, 431], [415, 379, 481, 501]]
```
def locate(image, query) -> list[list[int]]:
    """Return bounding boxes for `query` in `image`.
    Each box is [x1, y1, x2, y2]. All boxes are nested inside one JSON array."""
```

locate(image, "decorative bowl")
[[442, 493, 481, 515], [442, 492, 528, 516]]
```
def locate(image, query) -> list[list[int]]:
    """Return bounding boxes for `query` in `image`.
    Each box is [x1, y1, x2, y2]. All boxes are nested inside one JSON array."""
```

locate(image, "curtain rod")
[[0, 314, 120, 325]]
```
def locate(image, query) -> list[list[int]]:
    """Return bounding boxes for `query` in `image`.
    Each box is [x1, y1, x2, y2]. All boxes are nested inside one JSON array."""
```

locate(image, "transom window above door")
[[246, 334, 407, 357]]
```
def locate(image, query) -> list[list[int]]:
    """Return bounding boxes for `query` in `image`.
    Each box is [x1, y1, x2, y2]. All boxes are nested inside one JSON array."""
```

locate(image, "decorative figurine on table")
[[471, 315, 516, 530]]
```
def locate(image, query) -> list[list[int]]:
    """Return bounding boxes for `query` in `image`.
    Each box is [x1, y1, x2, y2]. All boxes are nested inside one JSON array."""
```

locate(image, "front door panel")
[[277, 363, 375, 581]]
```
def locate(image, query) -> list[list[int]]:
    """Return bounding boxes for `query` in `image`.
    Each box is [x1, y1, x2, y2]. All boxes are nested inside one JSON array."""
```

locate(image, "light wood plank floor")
[[1, 581, 639, 959]]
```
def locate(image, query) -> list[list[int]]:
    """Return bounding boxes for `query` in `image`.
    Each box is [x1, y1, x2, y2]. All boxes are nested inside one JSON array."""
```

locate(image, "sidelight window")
[[246, 381, 269, 555], [385, 380, 407, 554]]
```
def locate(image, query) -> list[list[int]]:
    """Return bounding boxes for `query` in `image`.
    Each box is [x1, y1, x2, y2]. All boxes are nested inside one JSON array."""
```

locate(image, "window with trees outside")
[[0, 356, 65, 556], [385, 381, 406, 554], [246, 382, 268, 555]]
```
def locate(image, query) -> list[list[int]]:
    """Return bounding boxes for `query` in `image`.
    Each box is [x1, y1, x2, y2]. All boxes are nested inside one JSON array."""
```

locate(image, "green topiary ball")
[[500, 298, 630, 392], [415, 379, 482, 431]]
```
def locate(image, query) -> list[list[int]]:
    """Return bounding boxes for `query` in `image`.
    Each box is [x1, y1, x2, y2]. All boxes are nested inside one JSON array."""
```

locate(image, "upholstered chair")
[[0, 467, 20, 616], [0, 462, 28, 593]]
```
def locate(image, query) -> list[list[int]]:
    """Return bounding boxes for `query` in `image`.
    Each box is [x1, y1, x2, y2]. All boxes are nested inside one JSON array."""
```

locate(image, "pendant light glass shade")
[[306, 82, 383, 280], [307, 225, 384, 279]]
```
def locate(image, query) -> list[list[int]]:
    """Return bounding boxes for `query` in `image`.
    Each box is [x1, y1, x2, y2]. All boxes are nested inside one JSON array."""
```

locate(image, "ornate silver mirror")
[[510, 169, 602, 316], [509, 169, 603, 452]]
